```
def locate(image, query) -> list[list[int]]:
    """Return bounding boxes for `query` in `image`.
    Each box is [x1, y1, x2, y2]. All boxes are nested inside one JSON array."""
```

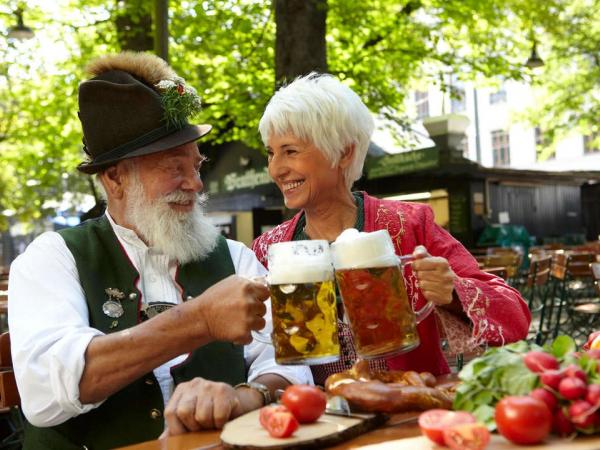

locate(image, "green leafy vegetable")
[[453, 340, 541, 430], [548, 335, 576, 358], [453, 335, 600, 430]]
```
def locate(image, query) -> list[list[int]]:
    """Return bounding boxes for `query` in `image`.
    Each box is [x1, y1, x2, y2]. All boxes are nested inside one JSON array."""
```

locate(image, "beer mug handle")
[[396, 255, 435, 324], [247, 275, 273, 345]]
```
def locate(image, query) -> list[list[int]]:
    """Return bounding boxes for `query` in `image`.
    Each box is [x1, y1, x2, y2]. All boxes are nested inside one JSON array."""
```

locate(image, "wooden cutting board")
[[220, 409, 387, 449], [356, 433, 600, 449]]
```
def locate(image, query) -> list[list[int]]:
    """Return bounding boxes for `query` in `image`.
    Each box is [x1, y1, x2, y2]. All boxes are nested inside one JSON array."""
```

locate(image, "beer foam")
[[268, 240, 334, 284], [331, 228, 398, 269]]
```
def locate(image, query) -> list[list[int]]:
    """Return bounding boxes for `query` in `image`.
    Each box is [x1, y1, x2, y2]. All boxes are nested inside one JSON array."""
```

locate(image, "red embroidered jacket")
[[252, 192, 530, 380]]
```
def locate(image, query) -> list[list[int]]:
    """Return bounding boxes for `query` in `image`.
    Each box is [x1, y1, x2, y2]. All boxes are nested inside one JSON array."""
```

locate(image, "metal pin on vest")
[[103, 287, 125, 319]]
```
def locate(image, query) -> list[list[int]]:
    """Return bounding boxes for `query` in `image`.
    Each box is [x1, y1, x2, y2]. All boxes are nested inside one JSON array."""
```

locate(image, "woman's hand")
[[411, 246, 456, 306]]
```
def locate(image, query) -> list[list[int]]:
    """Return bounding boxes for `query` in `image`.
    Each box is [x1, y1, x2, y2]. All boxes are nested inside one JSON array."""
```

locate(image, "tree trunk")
[[274, 0, 328, 86], [114, 0, 154, 52]]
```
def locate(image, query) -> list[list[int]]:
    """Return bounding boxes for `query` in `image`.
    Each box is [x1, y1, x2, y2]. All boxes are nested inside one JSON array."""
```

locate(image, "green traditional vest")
[[23, 216, 246, 450]]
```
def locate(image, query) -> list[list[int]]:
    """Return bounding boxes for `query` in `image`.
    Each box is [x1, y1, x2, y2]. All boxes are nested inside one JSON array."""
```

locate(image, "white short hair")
[[258, 73, 374, 188]]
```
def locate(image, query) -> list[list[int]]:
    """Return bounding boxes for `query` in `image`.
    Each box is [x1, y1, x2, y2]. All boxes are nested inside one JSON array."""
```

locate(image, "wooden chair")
[[478, 252, 522, 285], [593, 262, 600, 297], [483, 266, 508, 280], [522, 256, 553, 344], [549, 253, 596, 342], [0, 332, 23, 448], [0, 333, 19, 409]]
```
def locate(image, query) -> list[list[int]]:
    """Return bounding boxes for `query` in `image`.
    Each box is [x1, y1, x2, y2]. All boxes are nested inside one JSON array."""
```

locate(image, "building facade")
[[410, 81, 600, 171]]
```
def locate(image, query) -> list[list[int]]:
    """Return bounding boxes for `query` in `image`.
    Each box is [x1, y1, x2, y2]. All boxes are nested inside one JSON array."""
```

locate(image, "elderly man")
[[8, 52, 311, 450]]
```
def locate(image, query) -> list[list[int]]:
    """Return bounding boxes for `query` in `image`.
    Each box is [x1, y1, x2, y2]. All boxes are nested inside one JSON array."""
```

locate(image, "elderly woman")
[[252, 73, 530, 385]]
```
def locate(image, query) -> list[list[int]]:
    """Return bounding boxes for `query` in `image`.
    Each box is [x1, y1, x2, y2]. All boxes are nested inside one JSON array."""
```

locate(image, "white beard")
[[125, 178, 220, 264]]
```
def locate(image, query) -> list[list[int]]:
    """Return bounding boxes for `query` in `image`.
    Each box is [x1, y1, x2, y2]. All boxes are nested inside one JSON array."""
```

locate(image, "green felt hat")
[[77, 52, 211, 174]]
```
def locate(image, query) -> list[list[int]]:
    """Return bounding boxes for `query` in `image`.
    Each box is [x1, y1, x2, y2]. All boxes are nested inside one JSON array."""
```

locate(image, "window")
[[450, 76, 466, 113], [450, 87, 466, 113], [491, 130, 510, 166], [414, 90, 429, 120], [489, 86, 507, 104], [584, 132, 600, 154], [535, 127, 555, 161], [534, 127, 543, 147]]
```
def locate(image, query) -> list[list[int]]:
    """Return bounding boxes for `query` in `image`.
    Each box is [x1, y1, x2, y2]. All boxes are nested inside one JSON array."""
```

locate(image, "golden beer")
[[269, 279, 340, 365], [335, 265, 420, 359]]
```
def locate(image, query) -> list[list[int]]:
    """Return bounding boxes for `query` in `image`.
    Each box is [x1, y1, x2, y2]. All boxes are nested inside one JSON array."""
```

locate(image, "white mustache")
[[162, 190, 196, 204]]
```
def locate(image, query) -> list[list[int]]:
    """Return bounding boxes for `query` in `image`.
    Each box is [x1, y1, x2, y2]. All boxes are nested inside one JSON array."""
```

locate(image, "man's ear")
[[339, 144, 355, 169], [99, 164, 127, 200]]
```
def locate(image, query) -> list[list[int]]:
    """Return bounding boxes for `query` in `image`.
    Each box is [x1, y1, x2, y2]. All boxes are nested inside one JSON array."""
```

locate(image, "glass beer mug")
[[257, 240, 340, 365], [331, 229, 434, 360]]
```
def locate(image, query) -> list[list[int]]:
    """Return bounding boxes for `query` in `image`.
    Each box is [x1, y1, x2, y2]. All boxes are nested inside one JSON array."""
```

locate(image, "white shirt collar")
[[105, 210, 148, 250]]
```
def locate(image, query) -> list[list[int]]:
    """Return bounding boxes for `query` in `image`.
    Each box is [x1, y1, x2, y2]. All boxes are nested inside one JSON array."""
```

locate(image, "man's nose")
[[182, 171, 203, 193]]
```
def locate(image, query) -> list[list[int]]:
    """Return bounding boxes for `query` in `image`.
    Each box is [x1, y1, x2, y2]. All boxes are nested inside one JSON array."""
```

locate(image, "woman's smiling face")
[[266, 133, 346, 210]]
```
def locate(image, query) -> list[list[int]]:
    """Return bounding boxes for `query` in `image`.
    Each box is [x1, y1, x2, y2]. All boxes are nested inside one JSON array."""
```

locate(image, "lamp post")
[[7, 7, 34, 40], [525, 41, 544, 69], [154, 0, 169, 62]]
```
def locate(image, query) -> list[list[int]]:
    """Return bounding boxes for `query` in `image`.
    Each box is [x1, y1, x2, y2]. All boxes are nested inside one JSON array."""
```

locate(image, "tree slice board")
[[221, 409, 387, 449], [356, 433, 600, 449]]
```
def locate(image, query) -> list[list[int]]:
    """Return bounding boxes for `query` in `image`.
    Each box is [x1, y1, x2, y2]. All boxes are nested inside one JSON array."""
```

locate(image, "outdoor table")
[[117, 411, 600, 450]]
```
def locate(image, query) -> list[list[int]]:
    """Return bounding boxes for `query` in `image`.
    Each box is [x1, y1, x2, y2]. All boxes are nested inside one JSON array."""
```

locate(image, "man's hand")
[[161, 378, 260, 437], [411, 245, 456, 306], [193, 275, 270, 345]]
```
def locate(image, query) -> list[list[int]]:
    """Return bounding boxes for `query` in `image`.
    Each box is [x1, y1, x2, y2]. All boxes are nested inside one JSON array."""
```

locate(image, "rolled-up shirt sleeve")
[[8, 232, 105, 427], [226, 240, 313, 386]]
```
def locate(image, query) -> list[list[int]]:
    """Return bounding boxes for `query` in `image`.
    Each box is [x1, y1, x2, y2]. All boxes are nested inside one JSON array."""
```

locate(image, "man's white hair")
[[258, 73, 374, 189]]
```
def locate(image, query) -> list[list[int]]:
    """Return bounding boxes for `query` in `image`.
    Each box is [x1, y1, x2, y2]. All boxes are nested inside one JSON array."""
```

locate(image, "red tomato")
[[442, 423, 491, 450], [259, 405, 289, 429], [495, 396, 552, 445], [418, 409, 477, 446], [281, 385, 327, 423], [264, 411, 299, 438]]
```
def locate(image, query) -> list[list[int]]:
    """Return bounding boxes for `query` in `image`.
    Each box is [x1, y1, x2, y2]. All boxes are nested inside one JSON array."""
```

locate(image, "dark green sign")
[[366, 147, 439, 179], [449, 192, 469, 234]]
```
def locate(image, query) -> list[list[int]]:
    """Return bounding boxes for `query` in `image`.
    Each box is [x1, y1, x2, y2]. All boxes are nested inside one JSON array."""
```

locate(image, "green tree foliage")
[[520, 0, 600, 159], [0, 0, 597, 228]]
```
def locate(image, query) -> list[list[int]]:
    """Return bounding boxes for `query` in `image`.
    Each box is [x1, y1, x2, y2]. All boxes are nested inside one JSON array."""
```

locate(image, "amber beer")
[[331, 229, 433, 359], [267, 240, 340, 365], [335, 265, 418, 359]]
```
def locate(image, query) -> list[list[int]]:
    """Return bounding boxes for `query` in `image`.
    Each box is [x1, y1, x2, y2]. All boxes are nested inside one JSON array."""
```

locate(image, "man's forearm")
[[79, 300, 211, 404]]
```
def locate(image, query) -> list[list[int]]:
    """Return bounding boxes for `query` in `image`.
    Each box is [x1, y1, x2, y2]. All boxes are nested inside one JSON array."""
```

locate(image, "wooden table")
[[117, 413, 423, 450], [118, 412, 600, 450]]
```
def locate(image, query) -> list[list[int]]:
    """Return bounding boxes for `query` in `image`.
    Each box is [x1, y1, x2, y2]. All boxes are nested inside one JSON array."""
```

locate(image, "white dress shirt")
[[8, 214, 312, 427]]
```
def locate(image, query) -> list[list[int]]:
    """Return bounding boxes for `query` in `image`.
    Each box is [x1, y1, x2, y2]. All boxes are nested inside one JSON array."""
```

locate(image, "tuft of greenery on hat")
[[155, 77, 202, 129]]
